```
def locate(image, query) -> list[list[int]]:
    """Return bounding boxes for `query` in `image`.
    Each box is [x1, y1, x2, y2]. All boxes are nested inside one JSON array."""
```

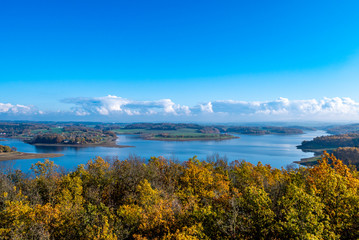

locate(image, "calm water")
[[0, 130, 327, 171]]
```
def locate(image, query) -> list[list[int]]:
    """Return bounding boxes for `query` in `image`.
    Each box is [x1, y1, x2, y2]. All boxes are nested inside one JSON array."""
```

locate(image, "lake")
[[0, 130, 327, 171]]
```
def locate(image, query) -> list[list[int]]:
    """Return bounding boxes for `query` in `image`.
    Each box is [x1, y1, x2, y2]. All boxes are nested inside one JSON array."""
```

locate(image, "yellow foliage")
[[89, 216, 118, 240], [1, 156, 359, 239], [180, 157, 215, 199], [164, 223, 209, 240], [134, 179, 176, 237], [0, 192, 34, 238], [117, 204, 143, 226]]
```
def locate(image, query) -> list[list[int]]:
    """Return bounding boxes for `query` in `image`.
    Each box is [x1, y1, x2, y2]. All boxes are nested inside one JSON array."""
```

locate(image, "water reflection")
[[35, 145, 83, 153]]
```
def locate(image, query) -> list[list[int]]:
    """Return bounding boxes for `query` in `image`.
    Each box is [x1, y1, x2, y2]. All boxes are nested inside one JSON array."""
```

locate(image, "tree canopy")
[[1, 153, 359, 239]]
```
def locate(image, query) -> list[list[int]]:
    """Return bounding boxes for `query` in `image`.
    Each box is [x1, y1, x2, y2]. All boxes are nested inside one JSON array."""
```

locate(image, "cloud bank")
[[2, 96, 359, 122], [0, 103, 41, 115], [62, 95, 191, 117], [205, 97, 359, 120], [61, 95, 359, 122]]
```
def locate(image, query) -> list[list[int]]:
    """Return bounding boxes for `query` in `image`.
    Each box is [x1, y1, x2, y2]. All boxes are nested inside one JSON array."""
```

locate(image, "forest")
[[325, 124, 359, 135], [298, 133, 359, 150], [1, 152, 359, 239], [29, 130, 117, 145], [332, 147, 359, 168], [0, 122, 117, 145]]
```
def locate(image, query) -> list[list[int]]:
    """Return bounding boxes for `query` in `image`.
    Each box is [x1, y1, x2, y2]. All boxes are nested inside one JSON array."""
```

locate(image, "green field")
[[31, 127, 64, 134]]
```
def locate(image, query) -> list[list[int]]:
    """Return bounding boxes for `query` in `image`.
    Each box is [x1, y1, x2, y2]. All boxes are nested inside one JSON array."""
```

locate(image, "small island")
[[28, 134, 132, 148], [27, 125, 117, 146]]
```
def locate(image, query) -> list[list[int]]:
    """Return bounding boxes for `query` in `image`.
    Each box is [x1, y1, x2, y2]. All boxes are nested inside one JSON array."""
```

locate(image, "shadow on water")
[[35, 145, 83, 153]]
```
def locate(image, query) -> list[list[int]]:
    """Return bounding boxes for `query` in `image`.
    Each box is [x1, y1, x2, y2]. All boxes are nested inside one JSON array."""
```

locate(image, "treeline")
[[1, 153, 359, 239], [326, 124, 359, 135], [0, 145, 15, 153], [298, 133, 359, 150], [30, 131, 116, 145], [223, 126, 303, 135], [31, 134, 65, 144], [332, 147, 359, 168], [198, 127, 220, 134], [0, 122, 118, 140]]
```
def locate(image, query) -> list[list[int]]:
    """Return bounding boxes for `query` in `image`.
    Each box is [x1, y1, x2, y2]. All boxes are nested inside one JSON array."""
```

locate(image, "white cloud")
[[205, 97, 359, 121], [199, 102, 213, 113], [63, 95, 191, 116], [61, 95, 359, 122], [0, 102, 39, 115]]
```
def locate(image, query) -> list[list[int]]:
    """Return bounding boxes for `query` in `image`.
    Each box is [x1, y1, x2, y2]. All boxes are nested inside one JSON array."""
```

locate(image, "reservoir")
[[0, 130, 327, 171]]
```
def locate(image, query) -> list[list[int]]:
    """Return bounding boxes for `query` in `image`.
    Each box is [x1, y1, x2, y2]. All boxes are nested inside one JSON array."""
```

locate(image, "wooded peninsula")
[[297, 124, 359, 167]]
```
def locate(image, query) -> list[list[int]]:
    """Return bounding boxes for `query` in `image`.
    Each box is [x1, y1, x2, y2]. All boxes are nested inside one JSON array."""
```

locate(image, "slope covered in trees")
[[1, 153, 359, 239], [326, 124, 359, 134], [332, 147, 359, 169], [298, 133, 359, 150], [29, 130, 117, 145]]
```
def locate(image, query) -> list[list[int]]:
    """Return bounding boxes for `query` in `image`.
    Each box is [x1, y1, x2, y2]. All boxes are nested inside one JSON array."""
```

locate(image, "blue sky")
[[1, 0, 359, 122]]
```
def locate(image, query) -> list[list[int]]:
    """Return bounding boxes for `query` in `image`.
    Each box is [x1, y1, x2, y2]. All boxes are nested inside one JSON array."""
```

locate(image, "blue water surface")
[[0, 130, 327, 171]]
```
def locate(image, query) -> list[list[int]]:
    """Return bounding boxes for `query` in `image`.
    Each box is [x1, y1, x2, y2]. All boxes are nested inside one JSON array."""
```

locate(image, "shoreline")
[[143, 136, 240, 142], [30, 142, 134, 148], [293, 156, 321, 166], [118, 133, 239, 142], [294, 149, 333, 166], [0, 152, 64, 161], [3, 137, 134, 149]]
